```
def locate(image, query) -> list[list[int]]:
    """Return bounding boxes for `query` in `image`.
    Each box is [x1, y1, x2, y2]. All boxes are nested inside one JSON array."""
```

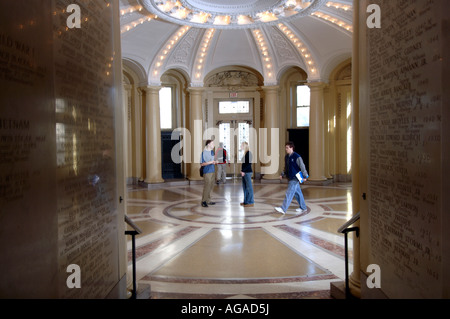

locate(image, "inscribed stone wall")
[[364, 0, 446, 298], [53, 0, 119, 299], [0, 1, 57, 298], [0, 0, 121, 298]]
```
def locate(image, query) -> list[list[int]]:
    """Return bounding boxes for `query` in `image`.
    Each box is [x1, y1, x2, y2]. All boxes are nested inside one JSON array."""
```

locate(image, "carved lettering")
[[367, 0, 442, 298]]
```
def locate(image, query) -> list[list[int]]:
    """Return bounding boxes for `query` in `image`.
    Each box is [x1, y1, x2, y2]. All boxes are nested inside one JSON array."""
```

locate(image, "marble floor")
[[126, 179, 354, 299]]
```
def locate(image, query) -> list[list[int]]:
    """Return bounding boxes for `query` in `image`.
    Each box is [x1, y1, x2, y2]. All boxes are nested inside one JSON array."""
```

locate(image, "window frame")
[[159, 86, 174, 130], [296, 84, 310, 128]]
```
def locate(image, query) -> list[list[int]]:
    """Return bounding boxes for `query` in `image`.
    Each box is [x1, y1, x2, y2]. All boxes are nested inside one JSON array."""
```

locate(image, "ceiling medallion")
[[139, 0, 327, 29]]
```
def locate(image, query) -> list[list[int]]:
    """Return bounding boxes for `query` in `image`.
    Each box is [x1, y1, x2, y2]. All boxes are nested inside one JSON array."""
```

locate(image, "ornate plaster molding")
[[138, 0, 328, 29]]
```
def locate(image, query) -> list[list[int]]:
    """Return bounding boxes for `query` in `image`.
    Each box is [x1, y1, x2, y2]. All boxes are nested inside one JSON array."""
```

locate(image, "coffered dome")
[[139, 0, 328, 29], [119, 0, 353, 86]]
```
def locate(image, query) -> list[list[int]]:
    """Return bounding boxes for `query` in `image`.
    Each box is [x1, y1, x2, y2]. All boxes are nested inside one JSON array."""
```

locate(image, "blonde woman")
[[240, 141, 254, 207]]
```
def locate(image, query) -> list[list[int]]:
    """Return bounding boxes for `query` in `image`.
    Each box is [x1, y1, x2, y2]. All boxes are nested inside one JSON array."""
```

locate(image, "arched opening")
[[203, 66, 264, 179], [327, 59, 352, 182], [160, 69, 190, 179], [278, 66, 310, 173]]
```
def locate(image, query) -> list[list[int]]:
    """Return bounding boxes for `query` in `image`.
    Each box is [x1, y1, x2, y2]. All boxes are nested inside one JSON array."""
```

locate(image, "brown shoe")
[[240, 202, 245, 206], [243, 204, 254, 207]]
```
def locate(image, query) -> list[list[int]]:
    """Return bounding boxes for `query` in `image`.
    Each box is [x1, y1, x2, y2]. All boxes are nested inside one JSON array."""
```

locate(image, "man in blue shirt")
[[200, 139, 218, 207], [275, 141, 309, 214]]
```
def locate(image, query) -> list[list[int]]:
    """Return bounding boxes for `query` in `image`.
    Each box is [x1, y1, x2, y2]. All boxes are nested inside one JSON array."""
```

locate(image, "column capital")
[[261, 85, 280, 93], [187, 86, 204, 94], [137, 86, 161, 96], [140, 85, 162, 93], [307, 81, 326, 90]]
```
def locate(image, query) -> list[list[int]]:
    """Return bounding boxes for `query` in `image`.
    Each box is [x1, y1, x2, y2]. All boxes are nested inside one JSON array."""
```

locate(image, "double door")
[[218, 120, 251, 178]]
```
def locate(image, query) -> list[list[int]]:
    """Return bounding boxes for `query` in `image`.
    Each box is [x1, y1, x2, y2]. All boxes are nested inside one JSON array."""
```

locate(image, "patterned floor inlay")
[[126, 181, 354, 299]]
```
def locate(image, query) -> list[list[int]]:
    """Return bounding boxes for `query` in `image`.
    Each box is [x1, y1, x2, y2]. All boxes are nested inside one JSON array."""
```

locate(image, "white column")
[[143, 86, 164, 184], [188, 87, 203, 181], [308, 82, 327, 182], [133, 86, 143, 182], [261, 86, 280, 180], [123, 84, 132, 181]]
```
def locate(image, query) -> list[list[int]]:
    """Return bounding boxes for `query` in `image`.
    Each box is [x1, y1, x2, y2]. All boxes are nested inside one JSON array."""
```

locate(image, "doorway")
[[218, 120, 252, 179], [288, 128, 309, 172]]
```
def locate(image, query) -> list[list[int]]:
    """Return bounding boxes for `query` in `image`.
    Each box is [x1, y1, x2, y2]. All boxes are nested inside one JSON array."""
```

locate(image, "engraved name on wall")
[[53, 0, 118, 298], [367, 0, 442, 298], [0, 1, 59, 297]]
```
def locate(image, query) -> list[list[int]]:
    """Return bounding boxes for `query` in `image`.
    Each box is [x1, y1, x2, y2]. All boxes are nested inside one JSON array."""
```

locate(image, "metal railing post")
[[337, 212, 360, 299], [344, 230, 350, 298], [125, 230, 138, 299], [342, 226, 359, 299], [125, 215, 142, 299]]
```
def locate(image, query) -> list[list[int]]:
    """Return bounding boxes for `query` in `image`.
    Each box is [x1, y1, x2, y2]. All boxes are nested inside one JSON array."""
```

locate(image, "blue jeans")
[[242, 172, 254, 204], [281, 179, 307, 211]]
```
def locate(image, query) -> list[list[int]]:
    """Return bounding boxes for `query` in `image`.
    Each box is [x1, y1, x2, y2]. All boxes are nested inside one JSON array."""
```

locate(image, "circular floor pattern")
[[160, 196, 329, 228], [127, 183, 353, 298]]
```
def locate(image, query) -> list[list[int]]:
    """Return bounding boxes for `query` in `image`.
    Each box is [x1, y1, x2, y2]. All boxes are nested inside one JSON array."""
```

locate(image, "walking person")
[[200, 139, 218, 207], [275, 141, 309, 214], [240, 141, 254, 207], [215, 142, 229, 184]]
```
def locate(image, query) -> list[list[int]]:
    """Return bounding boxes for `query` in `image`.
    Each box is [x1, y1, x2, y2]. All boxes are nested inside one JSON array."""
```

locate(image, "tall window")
[[296, 85, 310, 127], [159, 87, 172, 129]]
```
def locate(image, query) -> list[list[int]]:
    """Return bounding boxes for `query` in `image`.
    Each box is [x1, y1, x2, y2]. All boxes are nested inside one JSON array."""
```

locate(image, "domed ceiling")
[[119, 0, 353, 86]]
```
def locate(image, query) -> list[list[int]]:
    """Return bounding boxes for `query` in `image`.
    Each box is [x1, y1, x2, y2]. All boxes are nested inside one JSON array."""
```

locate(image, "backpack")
[[200, 152, 204, 177]]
